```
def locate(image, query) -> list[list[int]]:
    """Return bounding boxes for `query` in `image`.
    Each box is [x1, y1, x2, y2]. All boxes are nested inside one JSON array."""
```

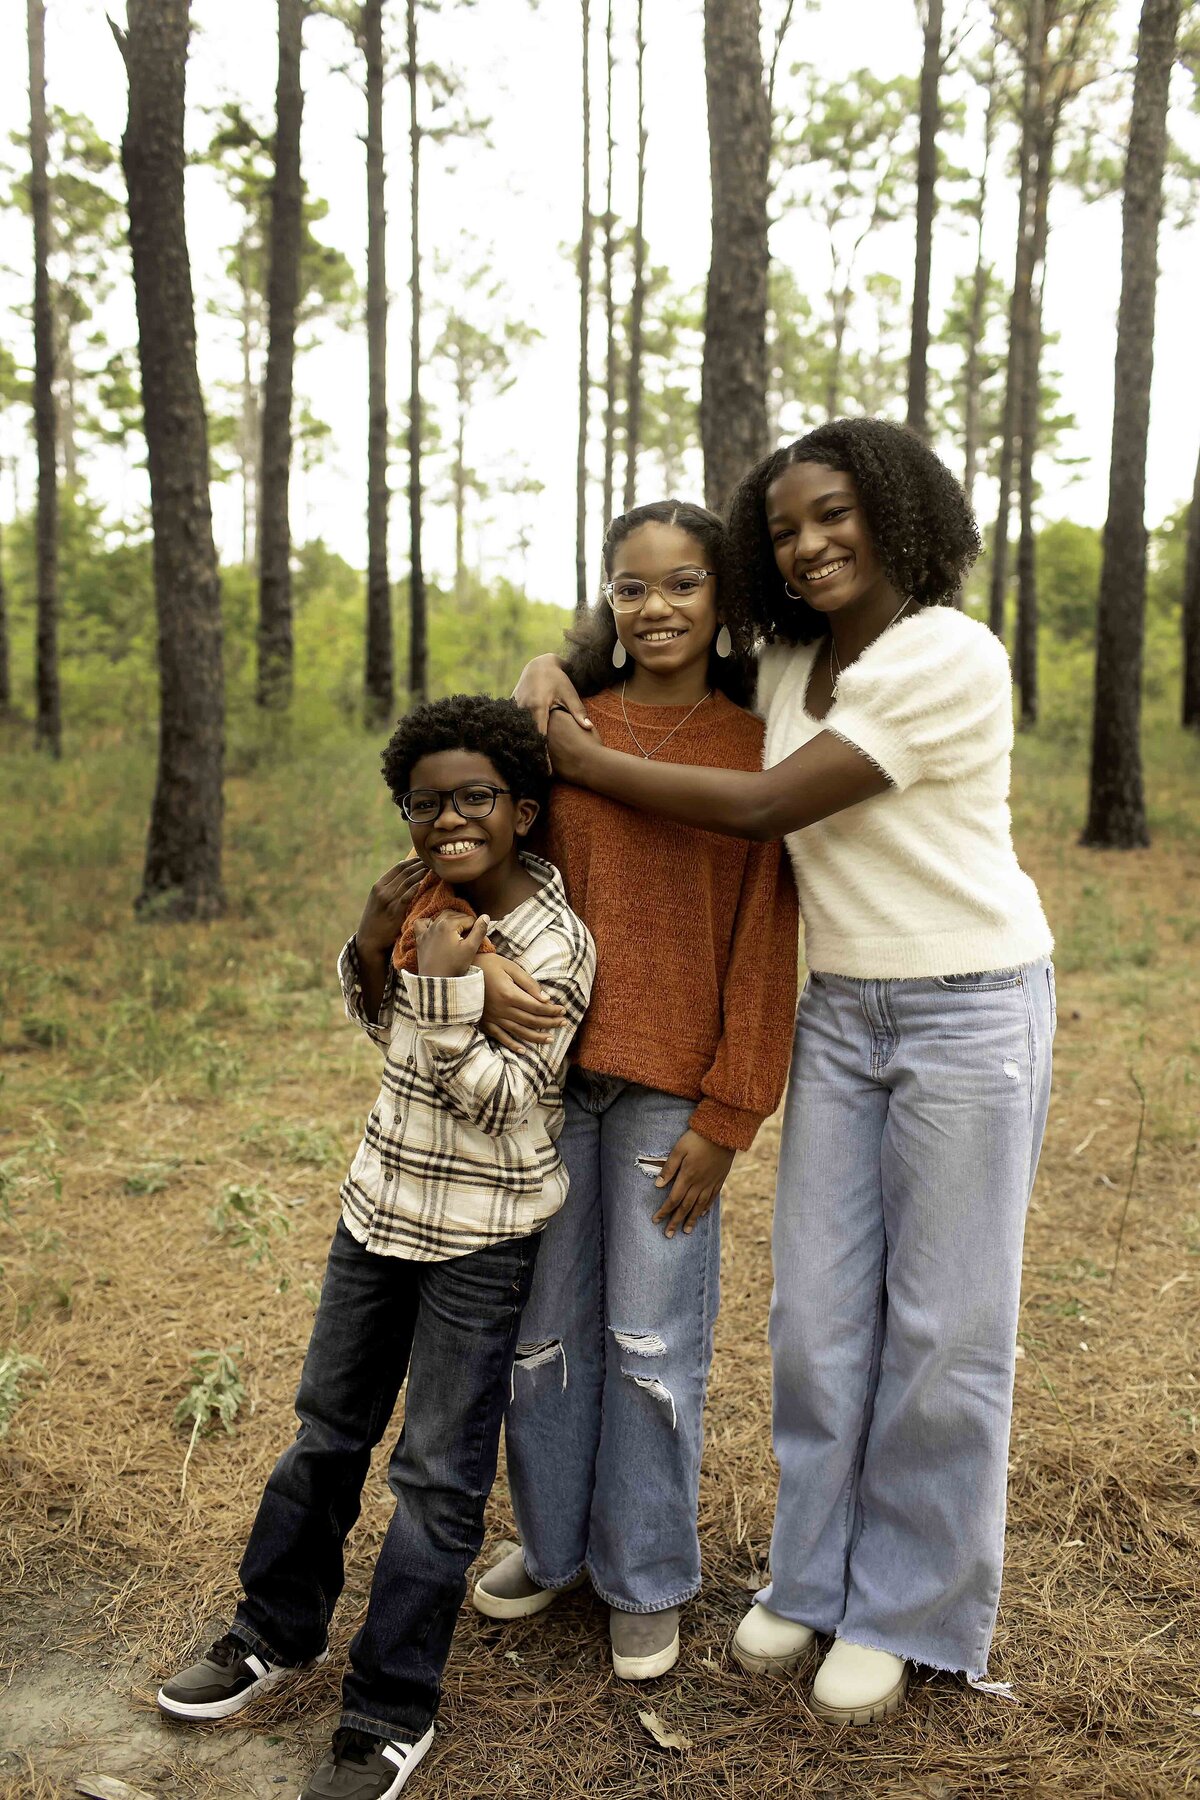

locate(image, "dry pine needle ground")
[[0, 715, 1197, 1799]]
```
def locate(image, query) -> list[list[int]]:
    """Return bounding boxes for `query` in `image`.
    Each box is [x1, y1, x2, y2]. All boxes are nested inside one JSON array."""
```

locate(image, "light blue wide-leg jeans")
[[505, 1072, 721, 1611], [761, 961, 1055, 1679]]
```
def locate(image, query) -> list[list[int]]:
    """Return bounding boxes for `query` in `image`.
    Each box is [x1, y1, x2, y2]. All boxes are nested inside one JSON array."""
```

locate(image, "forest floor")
[[0, 710, 1198, 1800]]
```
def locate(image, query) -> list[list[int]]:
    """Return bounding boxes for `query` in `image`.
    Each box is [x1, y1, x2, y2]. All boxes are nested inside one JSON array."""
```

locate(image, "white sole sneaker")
[[157, 1647, 329, 1721], [296, 1724, 435, 1800], [472, 1569, 586, 1622], [611, 1629, 680, 1682], [809, 1642, 909, 1724], [731, 1605, 817, 1678]]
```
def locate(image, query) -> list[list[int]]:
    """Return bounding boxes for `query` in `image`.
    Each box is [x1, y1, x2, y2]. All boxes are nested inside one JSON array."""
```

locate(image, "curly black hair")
[[561, 499, 756, 707], [723, 417, 981, 646], [380, 694, 551, 815]]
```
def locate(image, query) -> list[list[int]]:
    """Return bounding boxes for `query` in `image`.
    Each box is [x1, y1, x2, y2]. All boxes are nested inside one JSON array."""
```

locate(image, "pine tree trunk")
[[406, 0, 427, 703], [622, 0, 645, 515], [601, 0, 617, 532], [453, 378, 467, 604], [116, 0, 225, 917], [1014, 116, 1053, 726], [826, 281, 849, 420], [1082, 0, 1181, 849], [363, 0, 393, 719], [906, 0, 943, 440], [1183, 438, 1200, 730], [257, 0, 305, 710], [701, 0, 770, 511], [238, 243, 259, 567], [575, 0, 592, 616], [0, 515, 10, 711], [962, 40, 997, 518], [29, 0, 60, 757], [988, 0, 1044, 642]]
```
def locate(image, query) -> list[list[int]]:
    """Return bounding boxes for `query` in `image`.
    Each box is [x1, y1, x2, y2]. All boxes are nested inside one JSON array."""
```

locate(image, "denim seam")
[[587, 1571, 701, 1613], [339, 1706, 433, 1741], [837, 1231, 888, 1597], [1021, 966, 1037, 1124]]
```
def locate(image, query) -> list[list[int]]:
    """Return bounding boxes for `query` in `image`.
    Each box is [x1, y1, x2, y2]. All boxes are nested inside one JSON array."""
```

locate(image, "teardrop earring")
[[612, 638, 627, 670], [715, 625, 732, 659]]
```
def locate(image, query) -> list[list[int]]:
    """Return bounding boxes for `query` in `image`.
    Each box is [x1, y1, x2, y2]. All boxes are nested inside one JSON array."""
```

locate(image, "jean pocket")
[[935, 968, 1022, 992]]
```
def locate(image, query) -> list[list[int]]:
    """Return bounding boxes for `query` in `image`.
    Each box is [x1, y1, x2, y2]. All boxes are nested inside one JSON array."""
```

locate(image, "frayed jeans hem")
[[835, 1629, 989, 1685]]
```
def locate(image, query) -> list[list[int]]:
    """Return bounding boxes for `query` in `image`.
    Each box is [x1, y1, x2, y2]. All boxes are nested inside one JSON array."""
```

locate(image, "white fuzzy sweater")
[[759, 606, 1053, 980]]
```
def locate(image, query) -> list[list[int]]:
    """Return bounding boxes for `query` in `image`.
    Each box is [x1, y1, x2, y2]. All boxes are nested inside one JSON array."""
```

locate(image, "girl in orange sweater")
[[471, 501, 798, 1679]]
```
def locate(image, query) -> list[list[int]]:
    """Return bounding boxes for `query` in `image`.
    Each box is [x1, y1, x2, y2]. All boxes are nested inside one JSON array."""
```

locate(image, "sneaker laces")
[[206, 1632, 251, 1669], [330, 1728, 383, 1767]]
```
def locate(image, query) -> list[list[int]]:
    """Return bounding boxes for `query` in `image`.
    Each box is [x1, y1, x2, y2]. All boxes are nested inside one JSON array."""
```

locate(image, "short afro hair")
[[380, 694, 551, 815], [723, 416, 981, 646]]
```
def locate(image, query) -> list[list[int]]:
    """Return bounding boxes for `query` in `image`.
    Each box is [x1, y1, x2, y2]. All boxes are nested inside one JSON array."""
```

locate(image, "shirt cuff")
[[401, 965, 485, 1029], [689, 1096, 763, 1152]]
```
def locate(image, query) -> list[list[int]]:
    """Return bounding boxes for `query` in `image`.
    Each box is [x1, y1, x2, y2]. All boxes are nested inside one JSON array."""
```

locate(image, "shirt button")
[[383, 1169, 394, 1182]]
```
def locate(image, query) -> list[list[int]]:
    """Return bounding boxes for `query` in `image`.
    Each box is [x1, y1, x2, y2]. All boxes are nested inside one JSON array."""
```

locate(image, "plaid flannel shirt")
[[338, 854, 596, 1262]]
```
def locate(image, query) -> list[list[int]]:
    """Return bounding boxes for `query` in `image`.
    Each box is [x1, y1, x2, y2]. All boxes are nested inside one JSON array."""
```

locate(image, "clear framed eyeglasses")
[[602, 568, 712, 613]]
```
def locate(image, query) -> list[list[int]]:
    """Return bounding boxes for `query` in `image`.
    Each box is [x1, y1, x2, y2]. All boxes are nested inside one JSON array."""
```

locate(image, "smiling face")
[[608, 522, 720, 679], [765, 461, 896, 618], [405, 748, 538, 886]]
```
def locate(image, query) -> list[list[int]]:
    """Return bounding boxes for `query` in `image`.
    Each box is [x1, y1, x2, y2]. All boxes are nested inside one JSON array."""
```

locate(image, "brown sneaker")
[[157, 1630, 328, 1721]]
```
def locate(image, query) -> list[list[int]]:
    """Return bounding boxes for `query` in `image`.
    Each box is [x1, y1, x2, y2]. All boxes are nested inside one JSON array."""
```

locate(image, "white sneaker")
[[731, 1603, 817, 1676], [810, 1639, 908, 1724]]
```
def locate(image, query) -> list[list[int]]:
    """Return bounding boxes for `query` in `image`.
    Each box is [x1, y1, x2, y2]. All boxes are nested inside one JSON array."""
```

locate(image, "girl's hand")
[[415, 911, 491, 979], [547, 707, 601, 783], [652, 1130, 735, 1239], [355, 857, 428, 961], [513, 654, 594, 737], [478, 952, 566, 1051]]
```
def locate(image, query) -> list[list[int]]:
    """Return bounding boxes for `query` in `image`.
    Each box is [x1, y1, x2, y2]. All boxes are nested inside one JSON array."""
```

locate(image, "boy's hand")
[[415, 911, 492, 979], [478, 953, 565, 1051], [651, 1130, 735, 1239], [355, 859, 427, 963]]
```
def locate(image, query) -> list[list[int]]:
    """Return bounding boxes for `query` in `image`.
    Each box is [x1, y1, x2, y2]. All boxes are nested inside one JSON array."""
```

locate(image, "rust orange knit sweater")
[[543, 686, 799, 1151]]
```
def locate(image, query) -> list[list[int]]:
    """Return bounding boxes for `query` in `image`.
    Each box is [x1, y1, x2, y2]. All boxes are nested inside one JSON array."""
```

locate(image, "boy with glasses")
[[157, 695, 595, 1799]]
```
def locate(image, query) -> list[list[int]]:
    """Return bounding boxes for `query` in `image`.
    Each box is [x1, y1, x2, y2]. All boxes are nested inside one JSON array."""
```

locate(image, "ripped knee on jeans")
[[511, 1337, 567, 1397]]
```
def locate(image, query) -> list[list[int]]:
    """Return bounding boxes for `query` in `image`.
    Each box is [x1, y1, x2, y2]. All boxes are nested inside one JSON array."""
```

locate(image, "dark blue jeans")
[[232, 1218, 541, 1739]]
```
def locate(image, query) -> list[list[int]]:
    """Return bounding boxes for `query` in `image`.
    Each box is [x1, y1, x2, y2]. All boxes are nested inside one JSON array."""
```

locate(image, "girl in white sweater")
[[515, 418, 1054, 1724]]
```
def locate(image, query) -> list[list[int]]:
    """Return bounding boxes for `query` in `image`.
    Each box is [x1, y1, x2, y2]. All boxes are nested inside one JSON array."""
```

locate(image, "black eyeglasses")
[[399, 783, 512, 824]]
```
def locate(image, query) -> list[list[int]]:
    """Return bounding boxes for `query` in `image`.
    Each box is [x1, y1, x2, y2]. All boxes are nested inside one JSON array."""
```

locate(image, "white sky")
[[0, 0, 1197, 607]]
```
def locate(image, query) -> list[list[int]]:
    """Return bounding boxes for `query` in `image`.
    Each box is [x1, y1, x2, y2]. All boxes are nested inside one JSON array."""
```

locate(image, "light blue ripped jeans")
[[505, 1071, 721, 1612], [761, 961, 1055, 1682]]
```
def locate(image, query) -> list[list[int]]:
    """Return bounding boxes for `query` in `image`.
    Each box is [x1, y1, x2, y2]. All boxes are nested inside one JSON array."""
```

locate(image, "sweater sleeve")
[[689, 840, 800, 1152], [824, 611, 1013, 792]]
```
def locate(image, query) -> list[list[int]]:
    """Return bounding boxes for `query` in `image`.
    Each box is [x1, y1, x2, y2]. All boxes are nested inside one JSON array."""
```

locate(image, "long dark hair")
[[724, 417, 982, 646], [561, 499, 756, 706]]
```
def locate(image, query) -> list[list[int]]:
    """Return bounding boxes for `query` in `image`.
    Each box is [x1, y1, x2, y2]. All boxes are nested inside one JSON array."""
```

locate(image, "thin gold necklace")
[[619, 683, 712, 759], [830, 599, 912, 693]]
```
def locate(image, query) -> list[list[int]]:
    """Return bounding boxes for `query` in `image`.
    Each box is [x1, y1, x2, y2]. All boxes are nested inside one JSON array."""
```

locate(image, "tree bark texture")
[[407, 0, 427, 703], [1183, 438, 1200, 729], [0, 515, 10, 710], [962, 42, 998, 517], [988, 0, 1044, 642], [576, 0, 592, 616], [257, 0, 305, 709], [701, 0, 770, 512], [622, 0, 646, 515], [601, 0, 617, 531], [117, 0, 225, 917], [1014, 114, 1053, 724], [29, 0, 61, 757], [1082, 0, 1181, 848], [906, 0, 943, 439], [363, 0, 394, 719]]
